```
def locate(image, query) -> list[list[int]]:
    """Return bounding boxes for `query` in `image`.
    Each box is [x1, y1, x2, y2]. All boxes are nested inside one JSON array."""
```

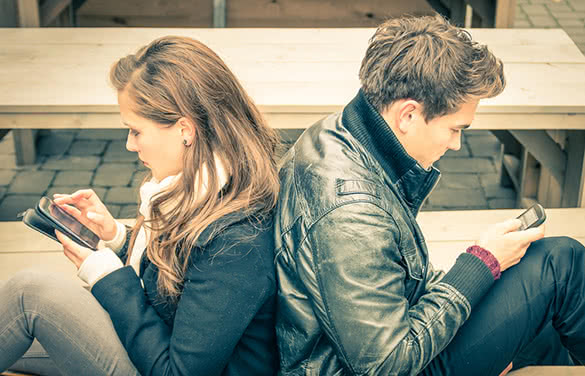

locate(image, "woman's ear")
[[177, 117, 196, 146]]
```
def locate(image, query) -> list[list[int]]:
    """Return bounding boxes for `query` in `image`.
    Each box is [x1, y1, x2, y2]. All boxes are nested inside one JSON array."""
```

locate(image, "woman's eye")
[[130, 129, 140, 136]]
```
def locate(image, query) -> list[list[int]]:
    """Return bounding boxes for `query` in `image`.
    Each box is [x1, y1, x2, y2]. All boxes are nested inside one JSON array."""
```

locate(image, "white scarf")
[[129, 155, 228, 274]]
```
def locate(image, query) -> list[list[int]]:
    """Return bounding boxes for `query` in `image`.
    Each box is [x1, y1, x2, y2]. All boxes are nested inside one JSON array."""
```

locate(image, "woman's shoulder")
[[189, 209, 276, 269]]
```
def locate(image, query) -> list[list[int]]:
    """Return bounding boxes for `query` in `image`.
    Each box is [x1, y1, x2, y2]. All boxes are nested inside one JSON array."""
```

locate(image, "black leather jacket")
[[275, 91, 495, 375]]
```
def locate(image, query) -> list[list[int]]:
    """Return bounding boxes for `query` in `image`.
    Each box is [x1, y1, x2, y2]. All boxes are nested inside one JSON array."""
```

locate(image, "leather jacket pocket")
[[399, 245, 424, 281]]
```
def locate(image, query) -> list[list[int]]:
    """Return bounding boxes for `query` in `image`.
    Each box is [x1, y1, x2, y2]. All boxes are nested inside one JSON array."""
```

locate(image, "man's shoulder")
[[277, 112, 388, 226]]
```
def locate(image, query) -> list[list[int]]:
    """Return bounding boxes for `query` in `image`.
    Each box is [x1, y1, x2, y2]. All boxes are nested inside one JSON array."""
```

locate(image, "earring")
[[183, 139, 189, 147]]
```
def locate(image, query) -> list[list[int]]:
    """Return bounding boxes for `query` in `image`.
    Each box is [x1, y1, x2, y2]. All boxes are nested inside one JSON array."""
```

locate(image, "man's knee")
[[527, 236, 585, 273]]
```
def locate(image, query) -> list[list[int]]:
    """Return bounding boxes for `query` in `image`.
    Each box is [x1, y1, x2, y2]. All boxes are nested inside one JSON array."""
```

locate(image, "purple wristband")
[[466, 245, 501, 280]]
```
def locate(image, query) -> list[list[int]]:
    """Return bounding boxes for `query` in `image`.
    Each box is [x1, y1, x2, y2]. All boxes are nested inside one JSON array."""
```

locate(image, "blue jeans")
[[422, 236, 585, 375], [0, 270, 139, 376]]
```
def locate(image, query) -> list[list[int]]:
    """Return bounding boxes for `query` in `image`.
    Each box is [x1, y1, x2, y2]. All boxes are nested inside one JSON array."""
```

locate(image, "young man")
[[275, 15, 585, 375]]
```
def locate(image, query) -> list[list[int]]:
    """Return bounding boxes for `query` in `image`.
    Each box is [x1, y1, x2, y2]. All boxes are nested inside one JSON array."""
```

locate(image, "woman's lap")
[[0, 270, 139, 376]]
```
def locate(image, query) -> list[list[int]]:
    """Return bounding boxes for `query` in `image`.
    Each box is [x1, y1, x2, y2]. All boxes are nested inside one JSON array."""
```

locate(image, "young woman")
[[1, 36, 280, 376]]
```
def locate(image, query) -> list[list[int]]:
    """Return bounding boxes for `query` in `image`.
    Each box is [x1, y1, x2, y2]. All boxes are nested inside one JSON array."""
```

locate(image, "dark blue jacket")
[[92, 210, 278, 376]]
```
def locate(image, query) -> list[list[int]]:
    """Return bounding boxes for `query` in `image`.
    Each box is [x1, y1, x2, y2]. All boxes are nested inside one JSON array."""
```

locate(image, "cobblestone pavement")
[[0, 1, 584, 220]]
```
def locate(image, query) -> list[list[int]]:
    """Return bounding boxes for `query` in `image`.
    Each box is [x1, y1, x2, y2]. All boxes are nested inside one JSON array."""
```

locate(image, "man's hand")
[[477, 218, 544, 272], [56, 230, 93, 269], [53, 189, 118, 242]]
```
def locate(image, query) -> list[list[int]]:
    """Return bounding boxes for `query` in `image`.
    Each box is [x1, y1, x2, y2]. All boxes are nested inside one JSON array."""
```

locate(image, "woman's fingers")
[[56, 230, 92, 269]]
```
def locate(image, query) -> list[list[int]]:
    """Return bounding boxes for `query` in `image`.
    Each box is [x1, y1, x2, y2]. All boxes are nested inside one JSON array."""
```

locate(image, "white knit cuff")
[[77, 248, 124, 288], [104, 221, 127, 252]]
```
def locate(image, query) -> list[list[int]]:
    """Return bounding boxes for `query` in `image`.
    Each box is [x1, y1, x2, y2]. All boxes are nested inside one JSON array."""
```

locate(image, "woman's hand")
[[477, 218, 545, 272], [53, 189, 118, 242], [56, 230, 93, 269]]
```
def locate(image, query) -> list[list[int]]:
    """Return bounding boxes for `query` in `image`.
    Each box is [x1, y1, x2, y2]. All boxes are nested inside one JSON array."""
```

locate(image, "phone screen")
[[47, 201, 100, 248], [519, 207, 538, 229]]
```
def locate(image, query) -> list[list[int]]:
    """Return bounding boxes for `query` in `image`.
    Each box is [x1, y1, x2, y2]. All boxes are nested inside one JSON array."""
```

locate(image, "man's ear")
[[396, 100, 421, 134], [177, 117, 196, 146]]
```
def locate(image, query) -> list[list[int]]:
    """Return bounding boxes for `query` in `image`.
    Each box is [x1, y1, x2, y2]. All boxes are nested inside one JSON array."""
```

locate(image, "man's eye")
[[130, 129, 140, 136]]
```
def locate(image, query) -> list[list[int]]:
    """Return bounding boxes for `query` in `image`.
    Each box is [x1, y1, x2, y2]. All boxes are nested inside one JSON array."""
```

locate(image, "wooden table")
[[1, 28, 584, 207]]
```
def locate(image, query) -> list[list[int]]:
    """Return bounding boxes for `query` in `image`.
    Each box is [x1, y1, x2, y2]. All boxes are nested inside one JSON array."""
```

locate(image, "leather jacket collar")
[[342, 90, 440, 213]]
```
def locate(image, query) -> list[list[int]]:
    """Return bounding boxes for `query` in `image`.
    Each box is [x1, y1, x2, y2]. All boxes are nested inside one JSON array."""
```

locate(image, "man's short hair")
[[359, 14, 505, 122]]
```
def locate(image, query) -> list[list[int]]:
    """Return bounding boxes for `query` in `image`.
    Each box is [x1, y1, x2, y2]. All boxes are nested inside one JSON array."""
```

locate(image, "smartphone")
[[516, 203, 546, 231], [21, 196, 100, 250]]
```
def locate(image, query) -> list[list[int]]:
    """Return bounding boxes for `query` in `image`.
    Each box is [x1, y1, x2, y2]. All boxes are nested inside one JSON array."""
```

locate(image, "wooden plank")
[[213, 0, 226, 28], [510, 130, 566, 184], [518, 149, 540, 205], [77, 0, 435, 27], [12, 129, 37, 165], [0, 28, 582, 63], [40, 0, 71, 26], [16, 0, 40, 27], [417, 208, 585, 242], [466, 0, 495, 27], [508, 366, 585, 376], [502, 154, 521, 192], [563, 130, 585, 207], [495, 0, 516, 28], [1, 50, 585, 115]]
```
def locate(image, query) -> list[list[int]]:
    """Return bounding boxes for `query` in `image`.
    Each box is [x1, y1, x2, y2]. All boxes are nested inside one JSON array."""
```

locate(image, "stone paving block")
[[514, 20, 533, 27], [119, 204, 138, 219], [564, 26, 585, 35], [527, 15, 559, 27], [0, 194, 39, 220], [9, 170, 55, 194], [106, 204, 122, 218], [551, 11, 584, 19], [436, 157, 496, 173], [93, 163, 135, 187], [53, 170, 94, 186], [559, 18, 585, 26], [131, 171, 149, 187], [547, 3, 572, 12], [570, 33, 585, 43], [529, 0, 552, 4], [0, 154, 17, 169], [103, 141, 138, 162], [444, 143, 471, 158], [36, 131, 75, 156], [104, 187, 139, 205], [45, 186, 107, 202], [488, 198, 517, 209], [466, 136, 502, 159], [426, 188, 487, 209], [42, 155, 101, 171], [569, 0, 585, 11], [0, 134, 15, 154], [69, 140, 108, 156], [0, 170, 16, 185], [76, 129, 127, 140], [435, 173, 481, 190], [522, 4, 550, 15], [483, 185, 516, 199]]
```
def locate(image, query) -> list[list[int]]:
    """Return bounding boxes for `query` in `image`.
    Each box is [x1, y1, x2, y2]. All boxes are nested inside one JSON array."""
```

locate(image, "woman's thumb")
[[86, 211, 104, 224]]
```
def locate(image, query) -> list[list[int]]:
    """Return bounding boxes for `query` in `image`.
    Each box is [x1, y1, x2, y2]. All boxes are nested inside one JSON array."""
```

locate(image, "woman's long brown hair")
[[110, 36, 280, 300]]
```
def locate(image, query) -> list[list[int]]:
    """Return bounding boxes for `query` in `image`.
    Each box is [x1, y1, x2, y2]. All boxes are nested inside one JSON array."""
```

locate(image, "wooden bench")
[[1, 208, 584, 375], [1, 28, 584, 209]]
